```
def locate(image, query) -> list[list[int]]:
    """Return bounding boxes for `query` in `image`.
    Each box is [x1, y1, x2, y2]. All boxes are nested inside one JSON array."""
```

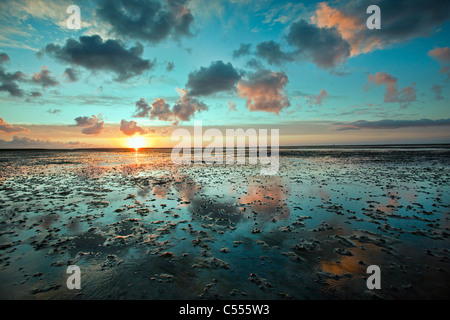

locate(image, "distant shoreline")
[[0, 143, 449, 152]]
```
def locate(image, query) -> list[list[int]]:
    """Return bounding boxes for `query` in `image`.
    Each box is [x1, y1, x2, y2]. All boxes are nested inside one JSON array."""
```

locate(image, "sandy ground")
[[0, 147, 449, 299]]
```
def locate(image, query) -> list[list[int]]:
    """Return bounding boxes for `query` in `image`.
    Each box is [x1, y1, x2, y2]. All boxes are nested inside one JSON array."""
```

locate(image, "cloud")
[[255, 41, 294, 66], [73, 115, 104, 135], [0, 53, 10, 62], [134, 98, 151, 118], [307, 89, 329, 106], [150, 88, 208, 124], [120, 119, 146, 136], [41, 35, 155, 81], [0, 53, 26, 97], [96, 0, 194, 43], [166, 61, 174, 72], [366, 72, 416, 108], [335, 118, 450, 131], [186, 60, 241, 96], [63, 67, 79, 82], [431, 84, 444, 100], [0, 82, 24, 97], [429, 47, 450, 64], [312, 1, 450, 56], [232, 43, 252, 58], [32, 66, 59, 87], [0, 136, 93, 149], [0, 117, 29, 134], [173, 88, 208, 123], [228, 100, 237, 112], [237, 69, 290, 115], [245, 58, 263, 70], [286, 19, 350, 69], [47, 109, 61, 114], [150, 98, 173, 121], [429, 47, 450, 79]]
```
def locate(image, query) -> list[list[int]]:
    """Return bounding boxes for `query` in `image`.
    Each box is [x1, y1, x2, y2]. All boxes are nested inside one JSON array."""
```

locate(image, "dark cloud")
[[246, 58, 263, 70], [47, 109, 61, 114], [286, 19, 350, 69], [32, 66, 59, 87], [0, 54, 26, 97], [255, 41, 294, 66], [30, 91, 42, 97], [0, 117, 29, 134], [186, 60, 241, 96], [0, 82, 24, 97], [41, 35, 155, 81], [73, 115, 104, 135], [96, 0, 194, 43], [63, 67, 79, 82], [166, 61, 174, 72], [120, 119, 146, 136], [0, 53, 10, 62], [335, 118, 450, 131], [134, 98, 151, 118], [237, 69, 290, 115], [233, 43, 252, 58]]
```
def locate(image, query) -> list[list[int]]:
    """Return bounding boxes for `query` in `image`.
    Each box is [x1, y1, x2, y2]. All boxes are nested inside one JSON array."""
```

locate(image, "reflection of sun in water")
[[127, 135, 146, 150]]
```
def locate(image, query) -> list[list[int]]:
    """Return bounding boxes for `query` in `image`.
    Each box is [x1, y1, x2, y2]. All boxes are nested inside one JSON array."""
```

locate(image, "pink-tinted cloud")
[[149, 89, 208, 125], [150, 98, 173, 121], [0, 117, 29, 134], [32, 66, 59, 87], [237, 70, 290, 115], [312, 1, 450, 58], [428, 47, 450, 64], [429, 47, 450, 79], [120, 119, 146, 136], [366, 72, 416, 108], [308, 89, 329, 106], [73, 114, 104, 135], [172, 88, 208, 124], [312, 2, 370, 56]]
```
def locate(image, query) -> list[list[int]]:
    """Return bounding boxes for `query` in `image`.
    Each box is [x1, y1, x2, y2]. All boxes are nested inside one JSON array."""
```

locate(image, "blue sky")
[[0, 0, 449, 147]]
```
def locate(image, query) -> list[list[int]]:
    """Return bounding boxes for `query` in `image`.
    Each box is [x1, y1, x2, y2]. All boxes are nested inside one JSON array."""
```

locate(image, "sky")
[[0, 0, 449, 148]]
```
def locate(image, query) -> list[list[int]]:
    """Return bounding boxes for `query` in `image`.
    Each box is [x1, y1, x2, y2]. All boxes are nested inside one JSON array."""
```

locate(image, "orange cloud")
[[0, 117, 29, 134], [312, 2, 379, 56], [238, 70, 290, 115]]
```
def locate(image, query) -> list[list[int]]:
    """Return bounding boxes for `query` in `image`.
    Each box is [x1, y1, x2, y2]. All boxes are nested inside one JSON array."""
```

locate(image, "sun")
[[127, 135, 146, 150]]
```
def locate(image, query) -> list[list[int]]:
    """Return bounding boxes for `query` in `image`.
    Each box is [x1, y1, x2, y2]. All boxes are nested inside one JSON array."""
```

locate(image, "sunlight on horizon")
[[127, 135, 147, 150]]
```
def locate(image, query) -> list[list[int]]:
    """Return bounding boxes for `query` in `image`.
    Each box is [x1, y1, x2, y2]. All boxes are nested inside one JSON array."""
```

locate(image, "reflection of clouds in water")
[[152, 184, 169, 199], [137, 187, 151, 199], [319, 242, 381, 292], [240, 176, 290, 220], [40, 213, 60, 229], [319, 188, 329, 203], [173, 175, 200, 203], [376, 191, 399, 214]]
